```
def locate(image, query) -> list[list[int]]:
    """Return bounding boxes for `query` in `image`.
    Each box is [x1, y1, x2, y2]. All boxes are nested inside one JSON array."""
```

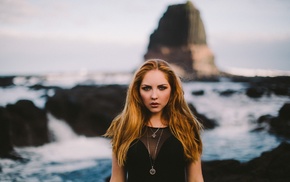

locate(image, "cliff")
[[144, 1, 219, 80]]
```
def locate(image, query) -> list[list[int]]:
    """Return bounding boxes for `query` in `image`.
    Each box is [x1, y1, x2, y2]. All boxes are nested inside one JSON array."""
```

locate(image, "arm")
[[187, 157, 204, 182], [110, 153, 126, 182]]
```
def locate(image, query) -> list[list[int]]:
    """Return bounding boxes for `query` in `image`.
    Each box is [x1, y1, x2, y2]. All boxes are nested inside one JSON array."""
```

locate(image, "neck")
[[148, 113, 167, 128]]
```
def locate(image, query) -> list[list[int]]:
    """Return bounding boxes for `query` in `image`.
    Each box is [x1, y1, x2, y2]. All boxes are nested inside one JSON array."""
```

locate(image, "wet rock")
[[255, 103, 290, 138], [188, 103, 217, 129], [191, 90, 205, 96], [0, 107, 14, 158], [219, 89, 238, 97], [5, 100, 49, 146], [246, 87, 265, 98], [202, 142, 290, 182], [248, 76, 290, 97], [45, 85, 127, 136], [0, 76, 15, 87], [279, 103, 290, 120]]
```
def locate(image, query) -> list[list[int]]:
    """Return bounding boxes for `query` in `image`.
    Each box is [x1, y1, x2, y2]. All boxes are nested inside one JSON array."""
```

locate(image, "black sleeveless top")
[[125, 126, 187, 182]]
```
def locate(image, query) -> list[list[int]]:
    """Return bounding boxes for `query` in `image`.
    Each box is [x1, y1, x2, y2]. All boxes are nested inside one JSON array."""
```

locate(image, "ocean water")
[[0, 72, 289, 181]]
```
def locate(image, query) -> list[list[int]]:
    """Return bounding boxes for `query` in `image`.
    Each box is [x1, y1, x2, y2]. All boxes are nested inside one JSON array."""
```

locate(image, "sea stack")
[[144, 1, 219, 80]]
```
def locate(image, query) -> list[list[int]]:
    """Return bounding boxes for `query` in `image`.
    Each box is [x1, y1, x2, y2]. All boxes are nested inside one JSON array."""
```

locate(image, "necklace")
[[147, 129, 163, 175], [150, 127, 160, 138]]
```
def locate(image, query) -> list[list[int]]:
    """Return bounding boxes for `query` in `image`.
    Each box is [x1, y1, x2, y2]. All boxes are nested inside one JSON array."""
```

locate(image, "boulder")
[[45, 85, 127, 136], [144, 1, 219, 79], [245, 87, 266, 98], [5, 100, 49, 147], [0, 76, 15, 87], [255, 103, 290, 138], [0, 107, 14, 158]]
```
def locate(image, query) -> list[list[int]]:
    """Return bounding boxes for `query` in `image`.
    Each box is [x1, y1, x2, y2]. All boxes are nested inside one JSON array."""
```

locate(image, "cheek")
[[162, 90, 171, 103], [139, 91, 149, 102]]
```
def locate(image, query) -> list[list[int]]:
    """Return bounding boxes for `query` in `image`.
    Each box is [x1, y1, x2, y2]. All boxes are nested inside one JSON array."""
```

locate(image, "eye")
[[158, 85, 167, 91], [141, 86, 151, 91]]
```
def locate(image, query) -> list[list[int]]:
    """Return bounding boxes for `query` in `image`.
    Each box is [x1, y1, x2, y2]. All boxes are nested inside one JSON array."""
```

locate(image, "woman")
[[104, 59, 203, 182]]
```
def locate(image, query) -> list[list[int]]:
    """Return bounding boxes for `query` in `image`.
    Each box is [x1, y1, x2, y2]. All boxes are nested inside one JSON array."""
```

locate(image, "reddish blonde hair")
[[104, 59, 203, 166]]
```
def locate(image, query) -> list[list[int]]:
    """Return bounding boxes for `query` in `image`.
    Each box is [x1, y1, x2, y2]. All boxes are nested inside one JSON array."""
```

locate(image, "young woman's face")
[[139, 70, 171, 115]]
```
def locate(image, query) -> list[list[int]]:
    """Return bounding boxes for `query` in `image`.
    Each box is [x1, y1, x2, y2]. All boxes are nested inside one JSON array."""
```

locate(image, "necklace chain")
[[150, 128, 160, 138], [147, 129, 163, 175]]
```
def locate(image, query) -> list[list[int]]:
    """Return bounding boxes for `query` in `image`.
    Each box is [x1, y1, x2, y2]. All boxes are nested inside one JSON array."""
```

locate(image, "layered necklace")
[[146, 128, 164, 175]]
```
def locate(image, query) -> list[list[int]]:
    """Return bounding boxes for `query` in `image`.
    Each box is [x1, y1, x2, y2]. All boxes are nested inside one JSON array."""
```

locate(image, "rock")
[[45, 85, 127, 136], [144, 1, 219, 80], [255, 103, 290, 138], [279, 103, 290, 120], [5, 100, 49, 146], [191, 90, 205, 96], [248, 76, 290, 97], [219, 89, 238, 97], [0, 76, 15, 87], [188, 103, 217, 129], [0, 107, 14, 158], [245, 87, 265, 98], [202, 142, 290, 182]]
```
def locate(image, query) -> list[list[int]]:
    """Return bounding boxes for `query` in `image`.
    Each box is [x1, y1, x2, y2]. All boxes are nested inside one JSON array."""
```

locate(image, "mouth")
[[150, 102, 159, 107]]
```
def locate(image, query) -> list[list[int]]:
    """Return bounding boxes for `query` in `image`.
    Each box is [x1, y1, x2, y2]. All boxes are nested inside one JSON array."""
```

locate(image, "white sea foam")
[[48, 113, 78, 142], [183, 81, 288, 161], [0, 86, 45, 108]]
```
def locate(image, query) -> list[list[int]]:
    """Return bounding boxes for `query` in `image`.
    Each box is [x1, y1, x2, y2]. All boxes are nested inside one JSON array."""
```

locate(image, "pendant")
[[152, 133, 156, 138], [149, 167, 156, 175]]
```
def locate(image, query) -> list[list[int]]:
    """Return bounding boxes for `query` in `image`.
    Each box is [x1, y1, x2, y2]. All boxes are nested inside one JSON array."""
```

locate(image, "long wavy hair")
[[104, 59, 203, 166]]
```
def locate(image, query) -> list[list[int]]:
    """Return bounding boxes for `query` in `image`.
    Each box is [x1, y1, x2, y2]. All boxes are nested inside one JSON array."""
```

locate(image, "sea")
[[0, 69, 290, 182]]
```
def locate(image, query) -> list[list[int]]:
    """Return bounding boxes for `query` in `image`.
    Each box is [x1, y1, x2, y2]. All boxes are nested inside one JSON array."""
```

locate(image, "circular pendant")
[[149, 168, 156, 175]]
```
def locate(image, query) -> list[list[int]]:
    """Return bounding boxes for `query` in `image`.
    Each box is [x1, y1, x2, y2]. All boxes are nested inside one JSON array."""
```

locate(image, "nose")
[[151, 89, 158, 100]]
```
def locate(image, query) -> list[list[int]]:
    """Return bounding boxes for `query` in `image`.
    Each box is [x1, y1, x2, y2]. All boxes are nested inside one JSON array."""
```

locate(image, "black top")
[[125, 126, 187, 182]]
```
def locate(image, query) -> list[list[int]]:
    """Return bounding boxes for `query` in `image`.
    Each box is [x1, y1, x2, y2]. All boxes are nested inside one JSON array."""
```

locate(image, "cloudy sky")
[[0, 0, 290, 75]]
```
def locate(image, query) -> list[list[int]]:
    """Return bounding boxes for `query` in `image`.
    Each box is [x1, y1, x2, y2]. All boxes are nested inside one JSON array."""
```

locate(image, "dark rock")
[[191, 90, 205, 96], [246, 87, 265, 98], [45, 85, 127, 136], [0, 107, 14, 158], [5, 100, 49, 146], [203, 142, 290, 182], [248, 76, 290, 97], [278, 103, 290, 120], [219, 89, 238, 97], [144, 1, 219, 79], [29, 84, 60, 90], [254, 103, 290, 138], [257, 114, 274, 124], [188, 103, 217, 129], [0, 76, 15, 87]]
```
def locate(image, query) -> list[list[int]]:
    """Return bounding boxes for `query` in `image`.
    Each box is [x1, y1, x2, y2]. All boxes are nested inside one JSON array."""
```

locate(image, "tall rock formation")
[[144, 1, 219, 79]]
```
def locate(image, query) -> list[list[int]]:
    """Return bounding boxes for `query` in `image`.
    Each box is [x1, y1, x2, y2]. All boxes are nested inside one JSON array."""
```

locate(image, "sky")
[[0, 0, 290, 75]]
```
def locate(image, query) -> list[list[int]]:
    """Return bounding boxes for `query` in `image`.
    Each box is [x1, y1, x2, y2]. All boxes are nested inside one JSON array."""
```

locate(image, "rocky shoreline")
[[0, 75, 290, 181]]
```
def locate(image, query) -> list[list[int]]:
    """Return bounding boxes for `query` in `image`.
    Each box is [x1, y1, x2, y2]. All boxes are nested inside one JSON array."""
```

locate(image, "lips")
[[150, 102, 159, 107]]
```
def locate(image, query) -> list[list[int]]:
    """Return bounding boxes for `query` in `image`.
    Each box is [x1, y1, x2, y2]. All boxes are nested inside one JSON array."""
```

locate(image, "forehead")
[[141, 70, 169, 85]]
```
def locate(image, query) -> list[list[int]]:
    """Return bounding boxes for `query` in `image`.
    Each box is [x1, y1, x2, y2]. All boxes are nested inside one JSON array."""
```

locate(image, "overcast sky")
[[0, 0, 290, 75]]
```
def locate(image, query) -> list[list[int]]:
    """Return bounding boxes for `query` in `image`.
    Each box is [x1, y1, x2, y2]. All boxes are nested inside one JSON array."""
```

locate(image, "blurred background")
[[1, 0, 290, 75], [1, 0, 290, 181]]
